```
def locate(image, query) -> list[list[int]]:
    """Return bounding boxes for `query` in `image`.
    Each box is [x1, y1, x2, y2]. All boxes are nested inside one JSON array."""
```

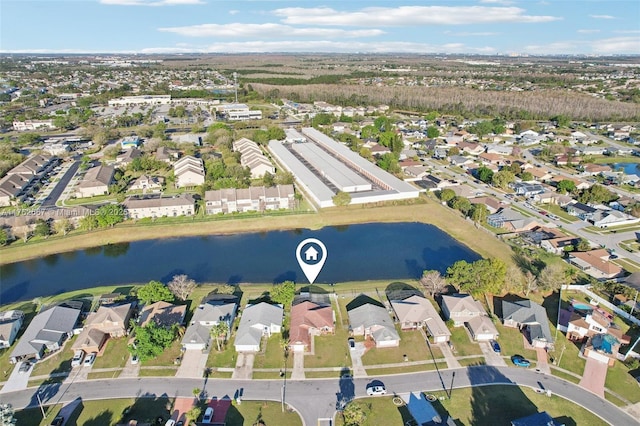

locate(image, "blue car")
[[490, 340, 501, 353], [511, 355, 531, 367]]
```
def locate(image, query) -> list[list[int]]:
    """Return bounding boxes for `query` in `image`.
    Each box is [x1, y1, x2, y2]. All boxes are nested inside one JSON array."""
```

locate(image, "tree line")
[[251, 83, 640, 121]]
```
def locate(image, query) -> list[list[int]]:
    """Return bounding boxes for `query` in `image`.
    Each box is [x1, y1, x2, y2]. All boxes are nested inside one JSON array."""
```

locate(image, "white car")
[[71, 350, 85, 367], [83, 352, 97, 367], [366, 385, 387, 396], [202, 407, 214, 423]]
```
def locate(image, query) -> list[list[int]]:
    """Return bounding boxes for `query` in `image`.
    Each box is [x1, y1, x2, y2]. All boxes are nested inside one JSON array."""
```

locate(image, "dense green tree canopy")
[[128, 321, 177, 362], [137, 280, 175, 305], [271, 280, 296, 307]]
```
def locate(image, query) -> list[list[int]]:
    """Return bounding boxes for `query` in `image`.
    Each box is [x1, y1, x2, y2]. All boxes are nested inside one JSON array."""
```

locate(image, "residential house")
[[469, 196, 503, 214], [289, 300, 334, 353], [0, 173, 31, 206], [123, 193, 195, 219], [116, 148, 142, 167], [584, 333, 622, 366], [440, 294, 498, 341], [390, 295, 450, 343], [501, 299, 554, 349], [129, 174, 163, 192], [347, 295, 400, 348], [449, 155, 474, 167], [583, 164, 612, 176], [138, 301, 187, 328], [591, 209, 640, 228], [529, 167, 554, 182], [487, 208, 541, 232], [10, 306, 80, 362], [541, 236, 580, 255], [174, 155, 205, 188], [182, 295, 238, 351], [7, 154, 56, 177], [567, 249, 624, 280], [204, 185, 294, 214], [173, 133, 203, 146], [566, 202, 598, 221], [155, 146, 179, 163], [512, 182, 545, 197], [72, 303, 134, 353], [0, 310, 24, 349], [234, 302, 283, 352], [76, 165, 115, 198], [233, 138, 275, 178]]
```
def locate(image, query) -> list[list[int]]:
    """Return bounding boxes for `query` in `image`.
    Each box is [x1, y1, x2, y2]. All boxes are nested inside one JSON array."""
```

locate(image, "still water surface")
[[0, 222, 481, 304]]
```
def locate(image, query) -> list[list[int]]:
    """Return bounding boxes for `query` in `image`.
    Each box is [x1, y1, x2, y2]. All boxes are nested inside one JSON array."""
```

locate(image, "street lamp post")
[[36, 392, 46, 419], [281, 347, 289, 413], [449, 372, 456, 399]]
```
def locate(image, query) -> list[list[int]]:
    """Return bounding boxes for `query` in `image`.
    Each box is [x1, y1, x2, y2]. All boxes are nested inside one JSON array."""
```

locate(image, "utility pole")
[[555, 284, 563, 341], [449, 372, 456, 399], [36, 392, 46, 419]]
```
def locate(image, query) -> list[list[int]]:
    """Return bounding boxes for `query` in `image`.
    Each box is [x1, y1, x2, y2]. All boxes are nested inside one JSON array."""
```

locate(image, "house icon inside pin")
[[304, 246, 319, 262]]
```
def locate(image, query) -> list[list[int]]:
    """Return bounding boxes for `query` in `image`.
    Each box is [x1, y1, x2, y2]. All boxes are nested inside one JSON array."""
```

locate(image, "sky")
[[1, 0, 639, 55]]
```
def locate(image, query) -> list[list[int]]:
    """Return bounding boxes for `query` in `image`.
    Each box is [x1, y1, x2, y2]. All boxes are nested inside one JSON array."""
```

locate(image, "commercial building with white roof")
[[268, 128, 419, 208]]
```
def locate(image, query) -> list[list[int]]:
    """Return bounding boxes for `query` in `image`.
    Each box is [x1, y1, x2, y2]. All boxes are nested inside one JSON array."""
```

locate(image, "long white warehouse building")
[[269, 128, 419, 208]]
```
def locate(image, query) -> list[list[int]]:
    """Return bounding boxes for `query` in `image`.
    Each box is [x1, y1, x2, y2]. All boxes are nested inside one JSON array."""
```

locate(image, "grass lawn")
[[605, 360, 640, 404], [362, 329, 441, 366], [550, 368, 581, 384], [15, 396, 174, 426], [225, 400, 302, 426], [92, 337, 130, 369], [495, 324, 537, 359], [138, 367, 178, 377], [206, 345, 238, 370], [548, 340, 586, 377], [458, 357, 487, 367], [448, 327, 483, 356], [304, 332, 352, 369], [365, 363, 445, 375], [142, 340, 183, 367], [30, 345, 73, 377], [252, 335, 292, 370], [87, 370, 121, 380], [335, 385, 607, 426], [305, 370, 348, 378]]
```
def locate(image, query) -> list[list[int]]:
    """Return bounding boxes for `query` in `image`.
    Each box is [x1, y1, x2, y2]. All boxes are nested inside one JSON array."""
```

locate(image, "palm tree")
[[210, 322, 229, 351]]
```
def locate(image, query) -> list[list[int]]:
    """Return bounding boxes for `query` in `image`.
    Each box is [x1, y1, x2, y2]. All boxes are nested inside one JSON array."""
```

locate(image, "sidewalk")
[[437, 342, 462, 369]]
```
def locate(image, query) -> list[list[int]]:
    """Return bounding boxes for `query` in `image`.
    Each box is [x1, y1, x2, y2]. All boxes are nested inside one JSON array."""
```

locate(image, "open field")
[[0, 199, 515, 266]]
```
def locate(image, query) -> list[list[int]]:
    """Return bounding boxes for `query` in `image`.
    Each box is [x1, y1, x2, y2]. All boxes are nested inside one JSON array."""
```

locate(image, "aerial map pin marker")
[[296, 238, 327, 284]]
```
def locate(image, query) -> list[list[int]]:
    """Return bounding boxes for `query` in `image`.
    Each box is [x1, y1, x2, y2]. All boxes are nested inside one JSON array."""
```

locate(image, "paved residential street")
[[1, 366, 637, 426]]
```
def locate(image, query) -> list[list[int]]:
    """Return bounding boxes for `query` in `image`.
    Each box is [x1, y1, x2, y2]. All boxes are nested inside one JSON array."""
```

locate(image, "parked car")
[[348, 338, 355, 349], [50, 415, 64, 426], [131, 355, 139, 365], [511, 355, 531, 367], [366, 380, 387, 396], [19, 362, 31, 373], [202, 407, 214, 423], [71, 350, 85, 367], [83, 352, 97, 367], [490, 340, 501, 354], [165, 420, 176, 426], [366, 385, 387, 396]]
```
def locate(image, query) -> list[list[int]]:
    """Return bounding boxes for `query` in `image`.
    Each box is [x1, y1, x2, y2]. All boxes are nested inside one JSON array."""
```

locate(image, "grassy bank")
[[0, 198, 514, 266]]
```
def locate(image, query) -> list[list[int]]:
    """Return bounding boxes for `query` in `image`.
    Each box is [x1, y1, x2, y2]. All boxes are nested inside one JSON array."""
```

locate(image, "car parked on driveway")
[[71, 350, 84, 367], [83, 352, 97, 367], [490, 340, 501, 353], [348, 338, 355, 349], [19, 362, 32, 373], [50, 415, 64, 426], [511, 355, 531, 367], [202, 407, 214, 423]]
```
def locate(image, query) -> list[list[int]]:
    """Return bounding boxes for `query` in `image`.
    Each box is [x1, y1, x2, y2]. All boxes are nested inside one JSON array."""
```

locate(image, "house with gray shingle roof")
[[502, 299, 553, 349], [234, 302, 283, 352], [182, 295, 238, 351], [0, 310, 24, 349], [10, 306, 80, 362], [347, 295, 400, 348], [390, 295, 450, 343], [75, 165, 115, 198]]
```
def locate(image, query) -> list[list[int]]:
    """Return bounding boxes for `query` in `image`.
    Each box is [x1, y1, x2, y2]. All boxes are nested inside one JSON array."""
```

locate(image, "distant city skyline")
[[1, 0, 639, 55]]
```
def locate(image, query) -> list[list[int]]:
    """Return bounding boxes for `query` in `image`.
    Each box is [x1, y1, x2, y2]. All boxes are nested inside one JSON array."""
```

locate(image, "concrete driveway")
[[350, 342, 367, 378], [232, 352, 255, 379], [176, 349, 208, 378], [579, 356, 608, 398], [478, 342, 506, 367], [0, 362, 31, 393]]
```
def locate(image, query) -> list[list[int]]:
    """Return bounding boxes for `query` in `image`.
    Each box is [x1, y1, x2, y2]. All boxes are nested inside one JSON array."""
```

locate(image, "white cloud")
[[479, 0, 515, 5], [229, 10, 239, 15], [577, 29, 601, 34], [589, 14, 615, 19], [444, 31, 500, 36], [591, 36, 640, 54], [137, 40, 496, 54], [158, 23, 385, 38], [100, 0, 204, 6], [614, 30, 640, 34], [274, 6, 561, 26]]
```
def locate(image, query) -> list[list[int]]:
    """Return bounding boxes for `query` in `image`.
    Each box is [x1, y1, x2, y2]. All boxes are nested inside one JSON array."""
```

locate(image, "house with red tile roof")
[[289, 301, 334, 353]]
